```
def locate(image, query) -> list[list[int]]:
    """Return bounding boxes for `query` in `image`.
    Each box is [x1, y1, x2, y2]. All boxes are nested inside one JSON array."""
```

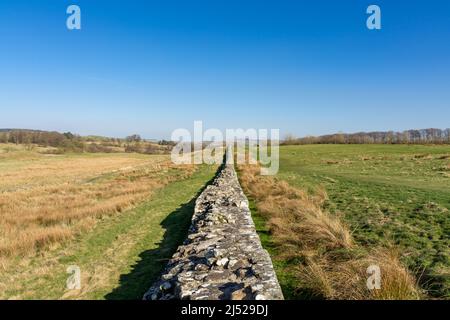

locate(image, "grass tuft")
[[239, 164, 422, 300]]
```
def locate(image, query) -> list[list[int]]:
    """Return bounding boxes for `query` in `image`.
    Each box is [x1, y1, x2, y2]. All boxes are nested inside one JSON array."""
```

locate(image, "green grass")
[[246, 197, 300, 299], [273, 144, 450, 298], [1, 164, 217, 300]]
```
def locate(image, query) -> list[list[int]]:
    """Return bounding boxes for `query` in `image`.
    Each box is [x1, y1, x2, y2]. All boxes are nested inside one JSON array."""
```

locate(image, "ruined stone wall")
[[144, 163, 283, 300]]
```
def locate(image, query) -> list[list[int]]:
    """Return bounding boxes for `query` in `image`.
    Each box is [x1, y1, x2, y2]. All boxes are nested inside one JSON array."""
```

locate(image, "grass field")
[[0, 144, 217, 299], [2, 143, 448, 299], [241, 144, 449, 299]]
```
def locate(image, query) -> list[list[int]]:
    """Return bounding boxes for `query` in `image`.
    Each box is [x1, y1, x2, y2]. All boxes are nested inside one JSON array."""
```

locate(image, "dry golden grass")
[[0, 151, 195, 267], [239, 165, 353, 251], [239, 164, 421, 300]]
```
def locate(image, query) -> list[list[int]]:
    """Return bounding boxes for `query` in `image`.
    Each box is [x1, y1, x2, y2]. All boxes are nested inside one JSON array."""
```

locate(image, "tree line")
[[283, 128, 450, 145], [0, 129, 174, 154]]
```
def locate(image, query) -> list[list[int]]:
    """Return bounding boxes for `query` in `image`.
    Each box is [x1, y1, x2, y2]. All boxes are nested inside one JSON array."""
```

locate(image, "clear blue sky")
[[1, 0, 449, 139]]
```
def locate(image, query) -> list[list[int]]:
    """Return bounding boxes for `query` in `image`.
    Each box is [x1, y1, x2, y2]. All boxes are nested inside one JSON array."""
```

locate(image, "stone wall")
[[143, 162, 283, 300]]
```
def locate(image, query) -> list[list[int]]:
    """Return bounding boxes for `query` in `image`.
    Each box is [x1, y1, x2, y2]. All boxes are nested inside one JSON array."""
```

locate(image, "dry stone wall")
[[143, 162, 283, 300]]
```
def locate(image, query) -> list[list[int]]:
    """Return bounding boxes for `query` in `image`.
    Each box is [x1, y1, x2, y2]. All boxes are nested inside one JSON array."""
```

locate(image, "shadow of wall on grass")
[[104, 165, 222, 300]]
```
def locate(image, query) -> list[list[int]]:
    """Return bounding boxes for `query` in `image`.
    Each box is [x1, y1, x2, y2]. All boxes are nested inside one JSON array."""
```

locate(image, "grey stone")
[[143, 161, 283, 300], [216, 257, 229, 267], [160, 281, 172, 291]]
